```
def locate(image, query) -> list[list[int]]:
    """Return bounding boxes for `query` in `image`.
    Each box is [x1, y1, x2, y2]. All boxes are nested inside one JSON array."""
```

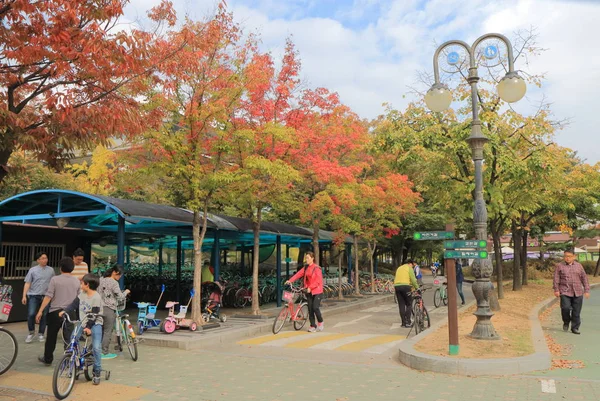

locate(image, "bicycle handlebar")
[[61, 312, 104, 324]]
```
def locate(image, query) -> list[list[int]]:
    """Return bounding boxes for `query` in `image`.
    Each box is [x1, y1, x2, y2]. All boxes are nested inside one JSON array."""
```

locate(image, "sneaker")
[[307, 326, 317, 333], [93, 375, 100, 385], [563, 324, 569, 332], [38, 334, 45, 342], [25, 334, 34, 344], [101, 353, 118, 360], [316, 323, 324, 332]]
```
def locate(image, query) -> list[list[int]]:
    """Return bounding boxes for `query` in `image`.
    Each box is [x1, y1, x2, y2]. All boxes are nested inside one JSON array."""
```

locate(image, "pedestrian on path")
[[286, 251, 324, 333], [36, 257, 80, 365], [456, 261, 465, 305], [22, 252, 55, 343], [553, 249, 590, 335], [98, 265, 129, 359], [394, 260, 419, 328], [72, 248, 89, 281]]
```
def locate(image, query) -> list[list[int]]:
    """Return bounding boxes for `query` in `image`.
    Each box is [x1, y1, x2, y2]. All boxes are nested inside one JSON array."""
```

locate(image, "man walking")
[[553, 249, 590, 335], [394, 259, 419, 328], [22, 252, 55, 343]]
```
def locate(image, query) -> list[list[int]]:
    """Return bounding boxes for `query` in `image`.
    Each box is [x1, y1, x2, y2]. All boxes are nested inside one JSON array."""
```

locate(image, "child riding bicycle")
[[59, 273, 104, 385]]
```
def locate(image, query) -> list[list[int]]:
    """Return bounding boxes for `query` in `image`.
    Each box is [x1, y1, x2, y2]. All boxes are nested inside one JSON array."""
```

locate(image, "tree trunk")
[[354, 235, 360, 295], [512, 220, 522, 291], [338, 250, 344, 300], [191, 207, 209, 324], [251, 207, 262, 315], [594, 254, 600, 277], [490, 220, 504, 299], [0, 142, 14, 184], [368, 240, 377, 293], [521, 227, 529, 286], [312, 220, 320, 265]]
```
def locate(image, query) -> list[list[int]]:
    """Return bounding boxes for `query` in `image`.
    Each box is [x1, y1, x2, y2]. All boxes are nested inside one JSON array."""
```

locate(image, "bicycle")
[[433, 279, 448, 308], [411, 287, 431, 335], [0, 326, 17, 376], [272, 284, 309, 334], [52, 313, 110, 400], [114, 299, 138, 361]]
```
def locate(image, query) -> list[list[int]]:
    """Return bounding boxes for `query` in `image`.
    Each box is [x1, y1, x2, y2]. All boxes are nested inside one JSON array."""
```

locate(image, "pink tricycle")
[[160, 290, 198, 334]]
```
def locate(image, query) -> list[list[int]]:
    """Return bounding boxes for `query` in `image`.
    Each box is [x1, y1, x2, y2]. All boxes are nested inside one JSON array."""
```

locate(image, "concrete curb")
[[142, 294, 394, 350], [398, 282, 600, 376]]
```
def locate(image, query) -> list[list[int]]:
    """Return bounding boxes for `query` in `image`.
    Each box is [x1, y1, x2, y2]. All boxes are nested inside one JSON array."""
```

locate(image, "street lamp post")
[[424, 33, 527, 339]]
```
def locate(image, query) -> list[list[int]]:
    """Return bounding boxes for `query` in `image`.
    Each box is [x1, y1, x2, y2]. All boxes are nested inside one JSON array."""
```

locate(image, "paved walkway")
[[3, 283, 600, 400]]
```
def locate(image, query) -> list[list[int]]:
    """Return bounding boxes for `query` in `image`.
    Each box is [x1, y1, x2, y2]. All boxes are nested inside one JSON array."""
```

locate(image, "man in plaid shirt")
[[553, 249, 590, 335]]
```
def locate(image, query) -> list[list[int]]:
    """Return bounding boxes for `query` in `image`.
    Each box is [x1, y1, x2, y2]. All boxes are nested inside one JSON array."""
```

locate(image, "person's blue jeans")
[[74, 324, 103, 375], [27, 295, 48, 334], [456, 282, 465, 304]]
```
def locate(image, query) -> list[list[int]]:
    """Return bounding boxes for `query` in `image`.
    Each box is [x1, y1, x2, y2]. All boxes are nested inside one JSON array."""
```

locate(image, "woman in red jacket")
[[286, 251, 324, 332]]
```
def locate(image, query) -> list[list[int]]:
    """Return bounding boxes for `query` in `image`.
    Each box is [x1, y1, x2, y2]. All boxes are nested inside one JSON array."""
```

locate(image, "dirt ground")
[[414, 277, 600, 359]]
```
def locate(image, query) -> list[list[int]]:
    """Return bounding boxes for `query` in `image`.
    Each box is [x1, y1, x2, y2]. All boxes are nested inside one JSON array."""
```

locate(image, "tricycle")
[[135, 284, 165, 335], [160, 290, 198, 334]]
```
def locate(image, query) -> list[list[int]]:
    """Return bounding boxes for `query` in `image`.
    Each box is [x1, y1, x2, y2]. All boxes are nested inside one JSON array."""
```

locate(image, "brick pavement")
[[3, 291, 600, 401]]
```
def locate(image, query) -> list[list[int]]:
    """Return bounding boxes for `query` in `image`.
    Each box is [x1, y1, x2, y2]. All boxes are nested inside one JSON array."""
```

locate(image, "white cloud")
[[122, 0, 600, 163]]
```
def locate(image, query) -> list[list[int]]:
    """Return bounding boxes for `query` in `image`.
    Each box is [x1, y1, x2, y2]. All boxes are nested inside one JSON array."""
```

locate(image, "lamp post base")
[[470, 279, 500, 340]]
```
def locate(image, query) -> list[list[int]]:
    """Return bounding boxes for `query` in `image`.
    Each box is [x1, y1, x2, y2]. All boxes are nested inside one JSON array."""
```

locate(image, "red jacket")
[[289, 263, 323, 295]]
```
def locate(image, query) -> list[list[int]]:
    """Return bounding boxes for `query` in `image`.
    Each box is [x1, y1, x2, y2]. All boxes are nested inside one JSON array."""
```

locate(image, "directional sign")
[[484, 45, 498, 59], [447, 51, 460, 65], [413, 231, 454, 241], [444, 240, 488, 249], [284, 257, 292, 263], [444, 250, 489, 259]]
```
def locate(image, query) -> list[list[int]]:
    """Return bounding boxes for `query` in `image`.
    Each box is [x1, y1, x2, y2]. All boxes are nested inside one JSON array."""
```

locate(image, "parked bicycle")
[[433, 279, 448, 308], [114, 299, 138, 361], [52, 313, 110, 400], [0, 326, 17, 376], [272, 284, 309, 334], [411, 287, 431, 335]]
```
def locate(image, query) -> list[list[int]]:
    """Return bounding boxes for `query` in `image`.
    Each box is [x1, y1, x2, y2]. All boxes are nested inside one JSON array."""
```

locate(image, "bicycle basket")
[[282, 291, 298, 303], [116, 298, 127, 312]]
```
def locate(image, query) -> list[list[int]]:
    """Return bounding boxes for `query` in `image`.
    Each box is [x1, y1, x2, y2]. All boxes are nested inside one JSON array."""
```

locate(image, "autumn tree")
[[0, 0, 176, 182], [144, 6, 251, 323]]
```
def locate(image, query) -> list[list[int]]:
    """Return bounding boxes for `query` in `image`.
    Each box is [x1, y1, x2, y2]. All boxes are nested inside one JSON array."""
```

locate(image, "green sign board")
[[444, 240, 488, 249], [413, 231, 454, 241], [284, 257, 292, 263], [444, 250, 489, 259]]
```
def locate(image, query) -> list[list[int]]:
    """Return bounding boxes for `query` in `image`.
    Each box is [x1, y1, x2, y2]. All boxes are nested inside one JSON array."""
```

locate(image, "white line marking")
[[541, 379, 556, 393], [364, 339, 405, 354], [333, 315, 372, 328], [361, 305, 395, 313], [390, 323, 402, 330]]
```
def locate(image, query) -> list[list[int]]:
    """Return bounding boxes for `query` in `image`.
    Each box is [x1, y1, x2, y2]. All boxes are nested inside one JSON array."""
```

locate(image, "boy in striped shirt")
[[72, 248, 89, 281]]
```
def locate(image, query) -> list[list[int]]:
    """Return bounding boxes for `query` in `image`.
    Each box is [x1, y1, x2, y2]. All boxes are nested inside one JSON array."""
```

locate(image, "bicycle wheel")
[[433, 288, 442, 308], [0, 328, 18, 376], [52, 354, 75, 400], [423, 307, 431, 330], [83, 356, 93, 381], [138, 321, 144, 335], [293, 303, 309, 331], [272, 307, 289, 334], [413, 308, 423, 335], [125, 333, 138, 361], [442, 289, 448, 306]]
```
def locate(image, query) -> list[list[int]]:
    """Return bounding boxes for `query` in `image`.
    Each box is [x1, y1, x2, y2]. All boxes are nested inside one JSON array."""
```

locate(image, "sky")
[[123, 0, 600, 164]]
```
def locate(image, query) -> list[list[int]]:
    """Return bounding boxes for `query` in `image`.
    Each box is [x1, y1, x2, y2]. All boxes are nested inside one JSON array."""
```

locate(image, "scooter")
[[160, 289, 198, 334], [135, 284, 165, 335]]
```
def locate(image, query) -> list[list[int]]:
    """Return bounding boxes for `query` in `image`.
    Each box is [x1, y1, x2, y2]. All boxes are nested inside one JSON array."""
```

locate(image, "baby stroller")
[[202, 281, 227, 323]]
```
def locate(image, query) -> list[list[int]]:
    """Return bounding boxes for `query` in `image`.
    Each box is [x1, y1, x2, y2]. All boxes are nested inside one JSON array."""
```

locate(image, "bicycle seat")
[[165, 301, 179, 308]]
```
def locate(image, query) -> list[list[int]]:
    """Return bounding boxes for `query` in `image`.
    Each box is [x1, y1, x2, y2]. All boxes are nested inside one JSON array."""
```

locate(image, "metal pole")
[[276, 235, 282, 307], [285, 245, 290, 280], [117, 216, 125, 290], [446, 258, 459, 354], [176, 236, 182, 303], [347, 243, 353, 284], [213, 230, 221, 281], [158, 243, 163, 279]]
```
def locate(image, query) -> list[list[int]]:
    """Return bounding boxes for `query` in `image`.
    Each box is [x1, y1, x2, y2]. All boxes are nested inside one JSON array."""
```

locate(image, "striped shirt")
[[72, 262, 89, 281], [553, 261, 590, 297]]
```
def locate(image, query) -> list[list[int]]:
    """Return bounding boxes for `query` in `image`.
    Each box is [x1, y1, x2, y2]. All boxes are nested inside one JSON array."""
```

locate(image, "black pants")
[[560, 295, 583, 331], [306, 293, 323, 328], [395, 286, 412, 326], [43, 310, 73, 364]]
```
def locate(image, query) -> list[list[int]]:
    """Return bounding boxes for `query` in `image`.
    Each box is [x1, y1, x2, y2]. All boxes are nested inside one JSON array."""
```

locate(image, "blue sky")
[[124, 0, 600, 164]]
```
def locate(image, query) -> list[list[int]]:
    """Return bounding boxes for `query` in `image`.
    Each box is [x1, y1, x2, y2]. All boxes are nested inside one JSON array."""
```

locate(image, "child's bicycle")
[[161, 290, 198, 334], [272, 284, 309, 334], [136, 284, 165, 334], [0, 326, 17, 376], [115, 299, 138, 361], [433, 278, 448, 308], [52, 313, 110, 400]]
